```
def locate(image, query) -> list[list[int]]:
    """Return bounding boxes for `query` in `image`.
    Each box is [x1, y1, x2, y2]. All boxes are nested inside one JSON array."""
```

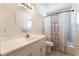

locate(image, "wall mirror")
[[16, 3, 32, 32]]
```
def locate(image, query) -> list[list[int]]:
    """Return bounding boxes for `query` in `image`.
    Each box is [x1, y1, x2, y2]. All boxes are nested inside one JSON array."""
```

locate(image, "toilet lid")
[[46, 41, 54, 46]]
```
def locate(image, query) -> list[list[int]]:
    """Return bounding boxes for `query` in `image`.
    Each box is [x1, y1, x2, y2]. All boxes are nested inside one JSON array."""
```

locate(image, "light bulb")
[[27, 3, 33, 9], [19, 3, 24, 7]]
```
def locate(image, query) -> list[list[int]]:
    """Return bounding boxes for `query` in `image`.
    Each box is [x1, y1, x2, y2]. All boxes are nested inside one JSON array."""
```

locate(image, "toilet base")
[[46, 46, 52, 54]]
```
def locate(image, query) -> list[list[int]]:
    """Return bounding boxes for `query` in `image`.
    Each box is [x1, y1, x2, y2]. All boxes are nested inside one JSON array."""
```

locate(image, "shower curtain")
[[58, 12, 71, 52], [50, 14, 59, 50], [43, 11, 72, 52], [43, 16, 51, 41], [50, 12, 72, 52]]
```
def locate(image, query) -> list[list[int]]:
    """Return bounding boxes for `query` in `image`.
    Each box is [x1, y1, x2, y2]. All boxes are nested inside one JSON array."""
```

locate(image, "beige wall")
[[0, 3, 43, 38], [75, 4, 79, 45], [31, 5, 43, 34]]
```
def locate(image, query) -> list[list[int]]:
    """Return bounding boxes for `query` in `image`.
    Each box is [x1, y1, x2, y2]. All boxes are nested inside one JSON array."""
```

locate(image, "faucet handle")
[[25, 34, 30, 38]]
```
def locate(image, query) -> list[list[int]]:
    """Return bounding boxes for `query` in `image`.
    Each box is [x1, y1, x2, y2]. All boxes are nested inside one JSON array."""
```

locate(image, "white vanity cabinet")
[[0, 35, 46, 56], [8, 39, 46, 56]]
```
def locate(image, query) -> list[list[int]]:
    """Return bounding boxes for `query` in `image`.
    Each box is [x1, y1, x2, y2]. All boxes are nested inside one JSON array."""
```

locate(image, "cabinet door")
[[8, 47, 30, 56], [31, 47, 42, 56], [9, 49, 28, 56]]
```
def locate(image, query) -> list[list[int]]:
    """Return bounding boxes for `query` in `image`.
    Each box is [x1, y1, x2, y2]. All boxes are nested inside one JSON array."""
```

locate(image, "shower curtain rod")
[[43, 9, 74, 18]]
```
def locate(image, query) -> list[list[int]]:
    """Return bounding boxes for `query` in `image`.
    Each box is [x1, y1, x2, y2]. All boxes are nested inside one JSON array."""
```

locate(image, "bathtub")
[[66, 43, 79, 56]]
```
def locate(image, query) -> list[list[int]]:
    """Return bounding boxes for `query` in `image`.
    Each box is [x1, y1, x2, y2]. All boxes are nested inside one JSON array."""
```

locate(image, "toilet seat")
[[46, 41, 54, 47]]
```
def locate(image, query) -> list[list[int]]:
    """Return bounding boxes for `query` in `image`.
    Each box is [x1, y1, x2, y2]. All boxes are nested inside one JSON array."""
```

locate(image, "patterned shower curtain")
[[43, 12, 71, 52], [50, 12, 72, 52], [43, 16, 51, 41], [50, 14, 60, 50]]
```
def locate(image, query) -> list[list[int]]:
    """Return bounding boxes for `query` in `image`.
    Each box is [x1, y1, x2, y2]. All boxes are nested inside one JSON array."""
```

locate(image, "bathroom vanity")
[[0, 34, 46, 56]]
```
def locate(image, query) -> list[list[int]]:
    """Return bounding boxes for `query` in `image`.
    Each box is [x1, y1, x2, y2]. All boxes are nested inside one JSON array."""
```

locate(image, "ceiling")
[[32, 3, 72, 16]]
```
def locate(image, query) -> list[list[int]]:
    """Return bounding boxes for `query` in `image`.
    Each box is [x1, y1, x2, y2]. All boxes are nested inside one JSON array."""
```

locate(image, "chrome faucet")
[[25, 33, 30, 38]]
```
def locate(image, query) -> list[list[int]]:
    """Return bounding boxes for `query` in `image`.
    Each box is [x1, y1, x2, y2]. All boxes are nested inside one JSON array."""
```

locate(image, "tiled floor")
[[47, 50, 72, 56]]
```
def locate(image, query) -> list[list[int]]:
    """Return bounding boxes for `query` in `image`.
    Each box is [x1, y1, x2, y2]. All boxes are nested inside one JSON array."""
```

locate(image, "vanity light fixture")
[[20, 3, 32, 10], [19, 3, 33, 12]]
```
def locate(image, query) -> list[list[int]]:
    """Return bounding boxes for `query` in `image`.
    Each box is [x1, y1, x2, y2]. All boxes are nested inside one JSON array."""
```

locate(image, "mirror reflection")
[[16, 4, 32, 32]]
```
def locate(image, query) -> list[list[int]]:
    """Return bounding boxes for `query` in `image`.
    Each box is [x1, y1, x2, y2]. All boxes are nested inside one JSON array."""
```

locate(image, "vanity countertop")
[[0, 34, 46, 55]]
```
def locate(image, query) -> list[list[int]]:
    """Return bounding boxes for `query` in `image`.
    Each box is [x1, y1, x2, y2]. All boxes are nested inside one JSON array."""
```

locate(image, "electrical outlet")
[[4, 29, 7, 32]]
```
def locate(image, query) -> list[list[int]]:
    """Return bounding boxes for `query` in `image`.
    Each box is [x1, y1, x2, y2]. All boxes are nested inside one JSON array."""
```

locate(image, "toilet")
[[46, 41, 54, 54]]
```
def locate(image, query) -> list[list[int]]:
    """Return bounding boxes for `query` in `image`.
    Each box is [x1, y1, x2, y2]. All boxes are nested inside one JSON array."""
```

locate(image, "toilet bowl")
[[46, 41, 54, 54]]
